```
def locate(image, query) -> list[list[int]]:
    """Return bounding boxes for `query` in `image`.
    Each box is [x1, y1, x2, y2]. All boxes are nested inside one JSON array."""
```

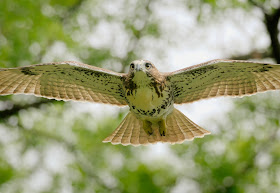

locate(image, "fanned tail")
[[164, 108, 211, 144], [102, 108, 210, 146]]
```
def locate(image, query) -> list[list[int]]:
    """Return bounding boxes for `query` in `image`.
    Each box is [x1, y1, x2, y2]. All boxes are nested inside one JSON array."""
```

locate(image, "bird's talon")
[[159, 120, 167, 137], [143, 120, 153, 136]]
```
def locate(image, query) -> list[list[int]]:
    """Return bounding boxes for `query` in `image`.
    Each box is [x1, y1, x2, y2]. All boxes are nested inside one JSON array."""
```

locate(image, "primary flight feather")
[[0, 59, 279, 146]]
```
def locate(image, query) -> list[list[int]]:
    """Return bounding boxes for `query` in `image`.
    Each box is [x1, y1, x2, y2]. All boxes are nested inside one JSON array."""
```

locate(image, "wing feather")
[[167, 59, 280, 104], [0, 61, 127, 105]]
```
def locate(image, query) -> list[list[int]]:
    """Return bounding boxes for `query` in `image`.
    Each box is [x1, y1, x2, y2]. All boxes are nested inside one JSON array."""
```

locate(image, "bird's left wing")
[[0, 61, 127, 106], [167, 59, 280, 104]]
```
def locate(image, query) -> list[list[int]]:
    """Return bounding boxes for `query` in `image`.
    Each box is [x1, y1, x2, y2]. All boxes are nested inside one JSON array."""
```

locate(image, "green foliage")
[[0, 0, 280, 193], [0, 159, 14, 185], [0, 0, 74, 67]]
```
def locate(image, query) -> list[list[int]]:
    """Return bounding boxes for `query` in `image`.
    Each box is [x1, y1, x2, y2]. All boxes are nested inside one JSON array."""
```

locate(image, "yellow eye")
[[130, 63, 135, 69], [145, 63, 151, 69]]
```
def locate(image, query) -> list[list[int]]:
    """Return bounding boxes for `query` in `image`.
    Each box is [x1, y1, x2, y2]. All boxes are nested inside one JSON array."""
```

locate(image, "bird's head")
[[126, 60, 164, 85], [129, 60, 158, 78]]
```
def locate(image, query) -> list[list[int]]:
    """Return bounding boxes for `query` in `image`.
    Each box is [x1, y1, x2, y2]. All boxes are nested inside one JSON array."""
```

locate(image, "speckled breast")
[[125, 83, 174, 120]]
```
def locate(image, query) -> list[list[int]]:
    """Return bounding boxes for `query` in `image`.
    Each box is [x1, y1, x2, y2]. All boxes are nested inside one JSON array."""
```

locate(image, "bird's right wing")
[[167, 59, 280, 104], [0, 61, 127, 106]]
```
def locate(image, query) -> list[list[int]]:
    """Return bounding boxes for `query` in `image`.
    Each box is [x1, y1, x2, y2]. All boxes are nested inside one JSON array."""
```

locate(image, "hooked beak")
[[135, 65, 142, 72]]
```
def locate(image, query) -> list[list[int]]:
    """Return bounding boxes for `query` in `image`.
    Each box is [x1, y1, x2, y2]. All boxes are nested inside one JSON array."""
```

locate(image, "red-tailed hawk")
[[0, 59, 279, 146]]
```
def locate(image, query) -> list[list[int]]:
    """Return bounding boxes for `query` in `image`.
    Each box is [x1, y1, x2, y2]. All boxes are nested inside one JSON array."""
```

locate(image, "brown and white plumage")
[[0, 59, 280, 146], [168, 59, 280, 103], [0, 61, 126, 105], [103, 108, 210, 146]]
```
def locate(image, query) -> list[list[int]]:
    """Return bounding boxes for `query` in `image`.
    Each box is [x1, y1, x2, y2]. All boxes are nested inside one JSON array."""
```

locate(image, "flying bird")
[[0, 59, 280, 146]]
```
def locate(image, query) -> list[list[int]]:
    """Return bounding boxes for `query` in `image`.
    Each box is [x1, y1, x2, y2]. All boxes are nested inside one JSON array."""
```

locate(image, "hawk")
[[0, 59, 280, 146]]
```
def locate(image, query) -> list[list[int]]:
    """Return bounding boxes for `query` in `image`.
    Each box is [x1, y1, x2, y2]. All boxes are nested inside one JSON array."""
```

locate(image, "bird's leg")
[[159, 119, 167, 136], [143, 120, 153, 135]]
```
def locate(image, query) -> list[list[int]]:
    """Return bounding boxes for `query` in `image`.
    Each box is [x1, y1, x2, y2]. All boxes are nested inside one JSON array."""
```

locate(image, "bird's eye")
[[145, 63, 152, 69], [130, 63, 135, 69]]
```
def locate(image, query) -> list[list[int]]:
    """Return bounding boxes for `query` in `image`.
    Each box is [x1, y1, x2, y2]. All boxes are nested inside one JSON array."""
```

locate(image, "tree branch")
[[264, 8, 280, 63], [0, 99, 63, 120], [248, 1, 280, 63], [230, 50, 272, 60]]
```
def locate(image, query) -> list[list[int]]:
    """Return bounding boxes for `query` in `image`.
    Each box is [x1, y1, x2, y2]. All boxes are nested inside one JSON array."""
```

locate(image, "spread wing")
[[0, 61, 127, 106], [167, 59, 280, 104]]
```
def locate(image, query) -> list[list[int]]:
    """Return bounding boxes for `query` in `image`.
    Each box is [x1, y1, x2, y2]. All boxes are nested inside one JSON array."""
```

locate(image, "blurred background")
[[0, 0, 280, 192]]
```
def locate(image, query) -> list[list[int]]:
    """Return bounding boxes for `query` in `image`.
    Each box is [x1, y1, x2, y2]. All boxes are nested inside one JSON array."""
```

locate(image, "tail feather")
[[167, 109, 210, 144], [104, 112, 136, 145], [103, 108, 211, 146], [120, 114, 134, 145], [129, 118, 140, 145], [164, 112, 185, 143]]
